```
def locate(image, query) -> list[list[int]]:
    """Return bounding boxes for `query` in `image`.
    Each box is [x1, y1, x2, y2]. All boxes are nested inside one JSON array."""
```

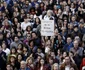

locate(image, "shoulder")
[[26, 67, 30, 70], [0, 51, 6, 56], [21, 22, 24, 25], [79, 47, 83, 51], [11, 42, 15, 44]]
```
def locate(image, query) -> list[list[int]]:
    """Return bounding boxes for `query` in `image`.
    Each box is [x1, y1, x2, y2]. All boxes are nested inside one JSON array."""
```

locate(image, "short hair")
[[20, 61, 27, 65], [74, 36, 80, 41]]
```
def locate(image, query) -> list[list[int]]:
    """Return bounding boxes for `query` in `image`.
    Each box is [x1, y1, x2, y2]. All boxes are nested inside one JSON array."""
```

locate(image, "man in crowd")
[[60, 56, 78, 70]]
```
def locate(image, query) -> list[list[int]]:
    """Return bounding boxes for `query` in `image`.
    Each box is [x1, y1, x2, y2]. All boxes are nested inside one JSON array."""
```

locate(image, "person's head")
[[37, 48, 42, 53], [46, 40, 51, 47], [0, 46, 2, 52], [47, 10, 53, 17], [63, 19, 68, 26], [79, 23, 84, 28], [73, 40, 79, 49], [21, 9, 25, 14], [17, 43, 23, 50], [17, 31, 22, 37], [69, 24, 73, 29], [6, 32, 11, 38], [65, 6, 70, 12], [53, 5, 57, 10], [30, 14, 34, 19], [58, 34, 62, 40], [35, 3, 39, 9], [37, 55, 42, 62], [26, 33, 31, 40], [29, 40, 34, 47], [10, 47, 17, 54], [13, 1, 18, 6], [6, 63, 12, 70], [23, 45, 28, 52], [71, 2, 75, 8], [65, 56, 70, 65], [80, 3, 83, 8], [26, 26, 32, 32], [54, 29, 59, 36], [17, 54, 23, 62], [24, 16, 28, 23], [52, 63, 59, 70], [13, 12, 17, 17], [14, 36, 19, 42], [58, 8, 62, 14], [45, 36, 49, 41], [57, 49, 62, 55], [40, 58, 45, 66], [25, 0, 29, 5], [61, 27, 66, 32], [35, 17, 41, 24], [73, 0, 77, 4], [20, 61, 27, 69], [11, 28, 15, 33], [67, 37, 72, 44], [74, 26, 78, 32], [14, 7, 19, 12], [74, 36, 80, 42], [48, 57, 54, 65], [31, 32, 37, 39], [3, 1, 7, 6], [0, 33, 3, 40], [71, 16, 76, 22], [80, 18, 84, 23], [9, 55, 16, 63], [1, 41, 7, 49], [63, 51, 68, 58], [26, 57, 33, 65], [51, 51, 55, 58], [40, 2, 44, 7]]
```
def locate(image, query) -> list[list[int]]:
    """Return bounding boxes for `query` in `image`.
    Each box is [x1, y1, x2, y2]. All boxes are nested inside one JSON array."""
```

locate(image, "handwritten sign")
[[41, 20, 54, 36]]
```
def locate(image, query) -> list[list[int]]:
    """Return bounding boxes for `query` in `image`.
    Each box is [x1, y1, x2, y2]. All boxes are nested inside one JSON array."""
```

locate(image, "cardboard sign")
[[41, 20, 54, 36]]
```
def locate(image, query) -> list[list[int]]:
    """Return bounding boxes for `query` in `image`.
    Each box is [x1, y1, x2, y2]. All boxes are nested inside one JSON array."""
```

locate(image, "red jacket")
[[80, 58, 85, 70]]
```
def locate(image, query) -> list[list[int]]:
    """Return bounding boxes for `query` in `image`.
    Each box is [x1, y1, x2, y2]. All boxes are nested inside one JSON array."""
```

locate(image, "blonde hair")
[[52, 63, 59, 70], [26, 54, 34, 64]]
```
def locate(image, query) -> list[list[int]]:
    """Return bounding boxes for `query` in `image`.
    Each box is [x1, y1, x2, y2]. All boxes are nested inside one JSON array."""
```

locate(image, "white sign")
[[41, 20, 54, 36]]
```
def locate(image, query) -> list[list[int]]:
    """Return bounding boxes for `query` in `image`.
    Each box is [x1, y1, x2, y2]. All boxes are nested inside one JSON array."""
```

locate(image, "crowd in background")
[[0, 0, 85, 70]]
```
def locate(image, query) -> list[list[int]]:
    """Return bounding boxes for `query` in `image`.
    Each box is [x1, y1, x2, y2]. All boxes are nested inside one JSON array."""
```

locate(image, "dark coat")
[[0, 51, 7, 70]]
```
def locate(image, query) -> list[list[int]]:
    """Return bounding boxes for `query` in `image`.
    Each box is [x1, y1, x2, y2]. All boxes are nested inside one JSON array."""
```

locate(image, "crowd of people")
[[0, 0, 85, 70]]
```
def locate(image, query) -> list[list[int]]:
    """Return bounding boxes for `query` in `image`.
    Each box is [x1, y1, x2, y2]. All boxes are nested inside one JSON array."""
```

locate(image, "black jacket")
[[0, 51, 7, 70]]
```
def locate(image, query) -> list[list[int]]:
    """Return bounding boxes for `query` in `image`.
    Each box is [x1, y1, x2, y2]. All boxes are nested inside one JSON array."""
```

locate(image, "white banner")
[[41, 20, 54, 36]]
